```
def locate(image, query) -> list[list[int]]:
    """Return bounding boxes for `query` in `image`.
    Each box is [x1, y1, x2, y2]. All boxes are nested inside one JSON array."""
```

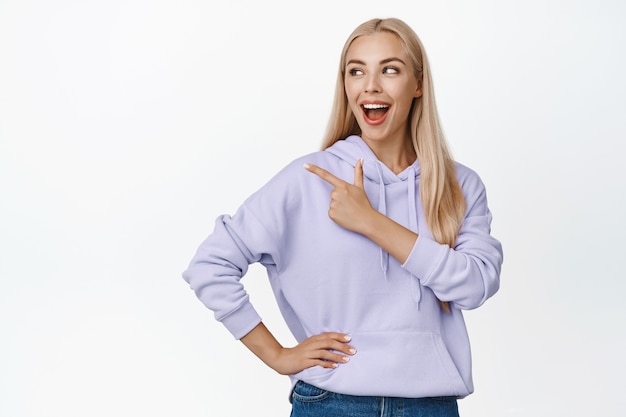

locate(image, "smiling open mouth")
[[362, 103, 390, 121]]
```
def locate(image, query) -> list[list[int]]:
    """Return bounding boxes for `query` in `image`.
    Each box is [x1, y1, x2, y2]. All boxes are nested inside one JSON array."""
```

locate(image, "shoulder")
[[244, 150, 335, 201], [272, 149, 346, 181], [273, 150, 333, 178], [290, 150, 334, 167], [454, 161, 488, 199]]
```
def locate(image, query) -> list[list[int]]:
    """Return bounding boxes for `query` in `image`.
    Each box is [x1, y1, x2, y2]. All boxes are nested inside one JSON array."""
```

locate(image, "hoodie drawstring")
[[407, 166, 422, 307], [375, 163, 421, 308], [375, 162, 389, 279]]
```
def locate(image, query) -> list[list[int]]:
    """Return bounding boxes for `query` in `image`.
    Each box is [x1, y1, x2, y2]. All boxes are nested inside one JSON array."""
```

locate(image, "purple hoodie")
[[182, 135, 503, 398]]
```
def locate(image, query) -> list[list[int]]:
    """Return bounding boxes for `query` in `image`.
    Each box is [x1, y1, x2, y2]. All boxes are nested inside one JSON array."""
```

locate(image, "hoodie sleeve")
[[402, 167, 503, 310], [182, 204, 282, 339]]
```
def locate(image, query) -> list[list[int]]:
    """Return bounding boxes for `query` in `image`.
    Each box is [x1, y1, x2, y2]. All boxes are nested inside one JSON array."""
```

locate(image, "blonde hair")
[[322, 18, 466, 312]]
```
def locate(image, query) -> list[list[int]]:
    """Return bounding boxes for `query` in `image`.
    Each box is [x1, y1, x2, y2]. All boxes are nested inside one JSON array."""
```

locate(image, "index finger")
[[303, 163, 346, 187], [313, 332, 352, 343]]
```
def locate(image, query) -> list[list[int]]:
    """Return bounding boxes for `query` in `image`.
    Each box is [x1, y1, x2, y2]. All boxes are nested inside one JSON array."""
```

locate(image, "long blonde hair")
[[322, 18, 466, 311]]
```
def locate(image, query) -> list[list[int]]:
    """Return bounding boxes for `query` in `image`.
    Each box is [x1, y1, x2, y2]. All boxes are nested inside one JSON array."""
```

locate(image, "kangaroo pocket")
[[290, 331, 471, 398]]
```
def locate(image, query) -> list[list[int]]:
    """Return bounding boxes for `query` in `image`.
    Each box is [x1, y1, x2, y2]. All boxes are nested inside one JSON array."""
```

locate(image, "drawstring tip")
[[379, 249, 389, 279], [410, 272, 422, 308]]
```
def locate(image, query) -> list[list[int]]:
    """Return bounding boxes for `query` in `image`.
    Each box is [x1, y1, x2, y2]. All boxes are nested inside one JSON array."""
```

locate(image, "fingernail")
[[303, 163, 311, 169], [349, 348, 356, 355], [331, 363, 338, 368], [344, 334, 352, 341], [342, 356, 350, 362]]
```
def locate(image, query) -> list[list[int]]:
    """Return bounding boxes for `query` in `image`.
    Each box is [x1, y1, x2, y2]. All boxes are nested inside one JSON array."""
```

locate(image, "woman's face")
[[344, 32, 422, 148]]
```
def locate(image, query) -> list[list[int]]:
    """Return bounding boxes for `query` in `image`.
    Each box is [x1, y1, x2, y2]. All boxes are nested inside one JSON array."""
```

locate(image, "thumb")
[[354, 158, 364, 189]]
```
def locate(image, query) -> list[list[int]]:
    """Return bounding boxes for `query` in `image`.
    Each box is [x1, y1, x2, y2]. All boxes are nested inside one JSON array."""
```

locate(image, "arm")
[[304, 159, 416, 263], [240, 323, 355, 375], [304, 160, 502, 310], [402, 173, 502, 309], [183, 173, 357, 374]]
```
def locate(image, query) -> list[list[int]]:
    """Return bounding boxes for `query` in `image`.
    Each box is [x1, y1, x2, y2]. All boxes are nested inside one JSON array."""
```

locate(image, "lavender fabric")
[[182, 135, 503, 398]]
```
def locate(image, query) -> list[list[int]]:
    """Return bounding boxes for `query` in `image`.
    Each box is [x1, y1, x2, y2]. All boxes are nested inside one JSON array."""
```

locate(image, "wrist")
[[265, 345, 288, 373], [360, 209, 387, 239], [240, 322, 285, 372]]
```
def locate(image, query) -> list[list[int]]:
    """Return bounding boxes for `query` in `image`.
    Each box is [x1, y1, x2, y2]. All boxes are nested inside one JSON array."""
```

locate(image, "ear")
[[414, 78, 423, 98]]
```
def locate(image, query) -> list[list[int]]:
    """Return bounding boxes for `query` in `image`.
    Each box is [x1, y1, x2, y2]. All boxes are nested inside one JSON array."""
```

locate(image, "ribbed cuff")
[[402, 235, 446, 284], [219, 301, 263, 340]]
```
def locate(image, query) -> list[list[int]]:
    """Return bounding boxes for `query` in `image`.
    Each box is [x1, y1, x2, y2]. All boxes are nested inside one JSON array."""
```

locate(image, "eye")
[[348, 68, 364, 76], [383, 66, 399, 75]]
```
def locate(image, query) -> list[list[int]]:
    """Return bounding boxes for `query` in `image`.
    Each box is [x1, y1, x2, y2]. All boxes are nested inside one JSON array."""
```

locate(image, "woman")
[[183, 17, 503, 416]]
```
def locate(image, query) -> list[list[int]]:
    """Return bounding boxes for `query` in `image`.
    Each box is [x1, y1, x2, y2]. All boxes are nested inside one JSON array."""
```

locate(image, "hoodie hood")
[[326, 135, 424, 306], [326, 135, 421, 185]]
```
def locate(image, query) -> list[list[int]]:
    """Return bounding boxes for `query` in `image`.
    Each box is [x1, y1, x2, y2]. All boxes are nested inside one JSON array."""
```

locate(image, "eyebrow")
[[346, 57, 407, 66]]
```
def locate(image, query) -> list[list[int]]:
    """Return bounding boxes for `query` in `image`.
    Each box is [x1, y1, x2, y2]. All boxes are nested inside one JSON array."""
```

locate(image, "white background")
[[1, 0, 625, 416]]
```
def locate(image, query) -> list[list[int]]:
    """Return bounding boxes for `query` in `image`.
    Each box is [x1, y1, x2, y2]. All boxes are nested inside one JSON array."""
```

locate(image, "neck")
[[362, 136, 416, 175]]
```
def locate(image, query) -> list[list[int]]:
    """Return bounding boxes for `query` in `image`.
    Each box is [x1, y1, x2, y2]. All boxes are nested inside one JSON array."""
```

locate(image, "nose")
[[364, 73, 381, 93]]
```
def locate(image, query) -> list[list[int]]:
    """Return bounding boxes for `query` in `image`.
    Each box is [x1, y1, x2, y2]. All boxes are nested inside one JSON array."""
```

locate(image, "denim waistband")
[[290, 380, 459, 417]]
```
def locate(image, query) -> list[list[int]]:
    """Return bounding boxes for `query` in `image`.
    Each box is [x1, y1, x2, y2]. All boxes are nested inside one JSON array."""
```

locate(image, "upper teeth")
[[363, 104, 389, 109]]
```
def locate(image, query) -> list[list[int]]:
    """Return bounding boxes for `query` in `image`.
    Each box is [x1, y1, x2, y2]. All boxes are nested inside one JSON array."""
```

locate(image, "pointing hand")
[[304, 159, 376, 234]]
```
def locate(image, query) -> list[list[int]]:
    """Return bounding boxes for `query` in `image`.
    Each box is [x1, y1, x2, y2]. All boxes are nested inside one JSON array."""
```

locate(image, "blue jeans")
[[290, 381, 459, 417]]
